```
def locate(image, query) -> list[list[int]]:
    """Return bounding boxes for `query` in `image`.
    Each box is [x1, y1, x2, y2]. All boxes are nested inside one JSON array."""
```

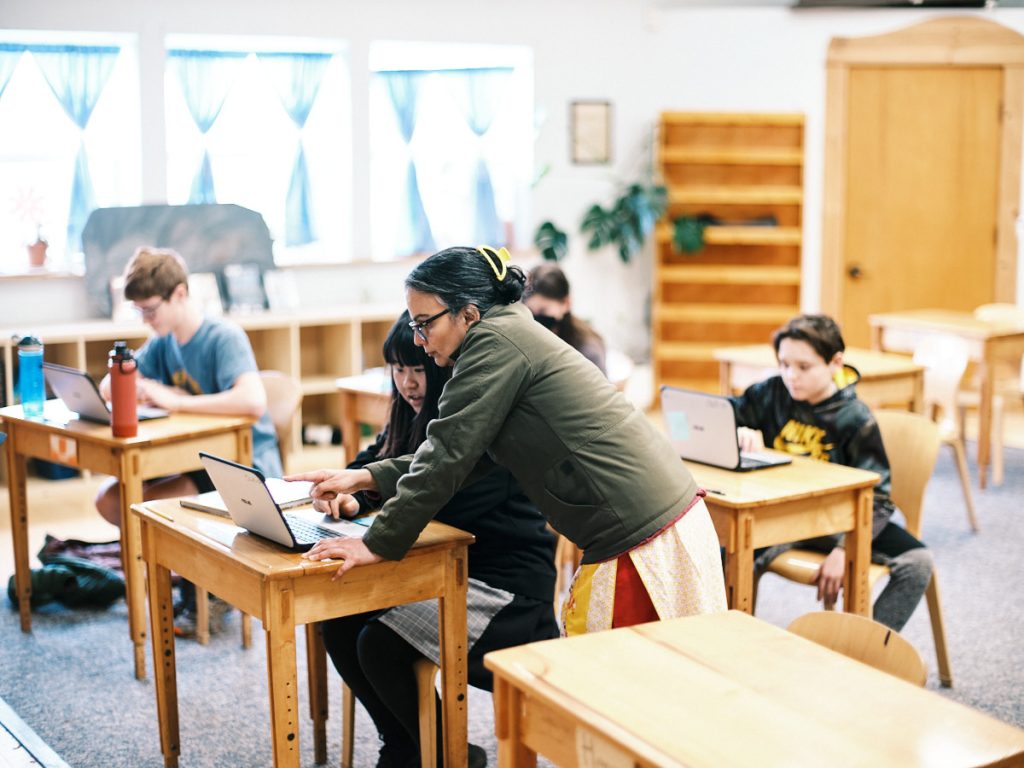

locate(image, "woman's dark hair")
[[379, 311, 452, 457], [772, 314, 846, 363], [525, 263, 602, 355], [405, 246, 526, 315]]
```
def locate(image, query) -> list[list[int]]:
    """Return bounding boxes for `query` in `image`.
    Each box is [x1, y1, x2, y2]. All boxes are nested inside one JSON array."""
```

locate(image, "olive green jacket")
[[362, 302, 698, 563]]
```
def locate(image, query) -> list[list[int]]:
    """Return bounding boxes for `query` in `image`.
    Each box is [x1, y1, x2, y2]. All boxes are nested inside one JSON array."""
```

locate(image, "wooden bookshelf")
[[653, 112, 804, 394]]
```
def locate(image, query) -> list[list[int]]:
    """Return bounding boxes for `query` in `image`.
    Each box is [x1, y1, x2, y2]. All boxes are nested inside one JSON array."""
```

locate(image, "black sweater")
[[350, 432, 556, 603]]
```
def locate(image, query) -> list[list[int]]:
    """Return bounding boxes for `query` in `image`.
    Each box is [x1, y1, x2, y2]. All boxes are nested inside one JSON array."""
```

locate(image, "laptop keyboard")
[[284, 515, 346, 545], [739, 450, 783, 469]]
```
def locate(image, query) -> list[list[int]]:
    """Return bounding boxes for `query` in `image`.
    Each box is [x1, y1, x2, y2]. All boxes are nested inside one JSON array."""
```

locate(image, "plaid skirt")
[[561, 497, 727, 636]]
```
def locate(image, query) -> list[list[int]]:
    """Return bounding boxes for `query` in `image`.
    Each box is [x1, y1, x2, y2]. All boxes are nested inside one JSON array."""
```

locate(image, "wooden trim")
[[828, 17, 1024, 66], [820, 63, 849, 317], [661, 112, 804, 126], [996, 65, 1023, 303]]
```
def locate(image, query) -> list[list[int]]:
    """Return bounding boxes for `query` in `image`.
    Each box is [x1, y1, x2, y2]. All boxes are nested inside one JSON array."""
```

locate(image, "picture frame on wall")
[[570, 100, 612, 165]]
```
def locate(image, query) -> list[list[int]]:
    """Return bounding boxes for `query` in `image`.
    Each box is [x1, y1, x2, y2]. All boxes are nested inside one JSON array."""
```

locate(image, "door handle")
[[847, 265, 863, 279]]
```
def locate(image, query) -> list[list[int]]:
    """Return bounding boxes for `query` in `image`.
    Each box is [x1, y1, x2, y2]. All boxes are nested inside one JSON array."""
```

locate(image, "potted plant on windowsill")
[[27, 226, 49, 269]]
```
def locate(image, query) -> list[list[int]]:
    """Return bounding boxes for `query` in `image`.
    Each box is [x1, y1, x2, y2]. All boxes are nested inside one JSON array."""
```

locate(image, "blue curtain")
[[258, 52, 332, 246], [456, 68, 511, 246], [0, 43, 26, 102], [31, 44, 120, 253], [381, 71, 435, 256], [168, 49, 246, 205]]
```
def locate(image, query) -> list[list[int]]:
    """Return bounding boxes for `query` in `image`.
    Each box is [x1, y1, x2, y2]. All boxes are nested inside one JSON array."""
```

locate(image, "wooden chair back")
[[259, 370, 303, 472], [788, 611, 927, 686], [873, 409, 941, 540], [912, 334, 969, 428]]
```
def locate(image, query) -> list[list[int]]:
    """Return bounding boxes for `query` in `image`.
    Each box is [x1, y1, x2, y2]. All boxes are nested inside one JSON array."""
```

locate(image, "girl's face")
[[777, 338, 842, 405], [406, 288, 475, 367], [391, 361, 427, 413], [524, 294, 569, 324]]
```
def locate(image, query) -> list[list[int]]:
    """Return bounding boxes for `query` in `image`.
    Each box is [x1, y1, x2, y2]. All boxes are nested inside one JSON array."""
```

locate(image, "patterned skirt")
[[561, 496, 727, 636]]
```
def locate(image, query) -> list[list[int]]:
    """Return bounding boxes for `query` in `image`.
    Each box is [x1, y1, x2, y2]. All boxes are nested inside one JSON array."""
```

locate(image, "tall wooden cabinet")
[[653, 112, 804, 394]]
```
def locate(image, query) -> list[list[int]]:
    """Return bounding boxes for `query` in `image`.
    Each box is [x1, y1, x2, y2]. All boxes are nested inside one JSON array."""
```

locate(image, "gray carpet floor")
[[1, 444, 1021, 766]]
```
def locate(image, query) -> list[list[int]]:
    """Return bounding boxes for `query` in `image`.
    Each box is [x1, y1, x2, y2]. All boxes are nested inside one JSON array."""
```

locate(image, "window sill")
[[0, 268, 83, 282]]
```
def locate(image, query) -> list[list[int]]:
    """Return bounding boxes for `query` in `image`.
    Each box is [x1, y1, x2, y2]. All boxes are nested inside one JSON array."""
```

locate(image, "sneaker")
[[468, 743, 487, 768], [174, 596, 232, 638]]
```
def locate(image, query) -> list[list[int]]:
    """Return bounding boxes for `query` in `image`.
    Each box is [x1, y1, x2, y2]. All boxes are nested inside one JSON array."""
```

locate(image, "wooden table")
[[0, 401, 253, 679], [485, 610, 1024, 767], [336, 370, 390, 464], [870, 308, 1024, 488], [687, 455, 878, 616], [714, 343, 925, 413], [133, 498, 473, 768]]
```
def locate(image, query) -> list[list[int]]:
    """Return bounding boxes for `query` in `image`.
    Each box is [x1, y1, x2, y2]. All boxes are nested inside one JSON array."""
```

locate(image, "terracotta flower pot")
[[27, 238, 48, 268]]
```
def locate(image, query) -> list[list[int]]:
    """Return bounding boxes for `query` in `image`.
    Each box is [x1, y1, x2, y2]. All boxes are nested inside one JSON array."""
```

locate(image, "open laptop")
[[660, 385, 792, 471], [199, 452, 374, 552], [42, 362, 169, 423]]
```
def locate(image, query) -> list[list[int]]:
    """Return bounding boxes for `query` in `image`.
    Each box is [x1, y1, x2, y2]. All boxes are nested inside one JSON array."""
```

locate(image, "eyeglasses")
[[133, 299, 165, 319], [408, 308, 450, 342]]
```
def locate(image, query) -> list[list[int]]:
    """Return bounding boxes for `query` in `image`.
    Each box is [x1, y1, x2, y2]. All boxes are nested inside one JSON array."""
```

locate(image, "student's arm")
[[138, 371, 267, 418]]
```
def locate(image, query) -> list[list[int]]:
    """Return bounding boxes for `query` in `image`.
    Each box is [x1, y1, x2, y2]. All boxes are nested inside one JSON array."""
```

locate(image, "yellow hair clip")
[[477, 245, 511, 281]]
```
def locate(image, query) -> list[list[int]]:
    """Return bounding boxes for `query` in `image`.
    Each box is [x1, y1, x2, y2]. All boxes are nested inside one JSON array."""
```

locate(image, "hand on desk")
[[138, 378, 189, 411], [303, 537, 383, 579], [814, 546, 846, 609], [287, 468, 377, 500], [737, 427, 765, 453], [312, 494, 360, 519]]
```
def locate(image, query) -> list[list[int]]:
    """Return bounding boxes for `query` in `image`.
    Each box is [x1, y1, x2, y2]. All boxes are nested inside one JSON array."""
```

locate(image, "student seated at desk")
[[730, 314, 933, 630], [318, 312, 557, 768], [290, 246, 727, 638], [524, 263, 606, 374], [95, 246, 281, 636]]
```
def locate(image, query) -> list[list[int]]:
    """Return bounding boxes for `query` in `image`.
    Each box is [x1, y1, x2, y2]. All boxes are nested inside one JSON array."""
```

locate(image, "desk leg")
[[438, 548, 469, 768], [5, 437, 31, 633], [265, 585, 301, 768], [493, 678, 535, 767], [120, 450, 147, 679], [339, 391, 357, 466], [144, 526, 180, 768], [725, 513, 754, 614], [844, 487, 872, 617], [911, 370, 925, 415], [719, 361, 732, 395], [977, 347, 994, 489], [305, 623, 328, 765]]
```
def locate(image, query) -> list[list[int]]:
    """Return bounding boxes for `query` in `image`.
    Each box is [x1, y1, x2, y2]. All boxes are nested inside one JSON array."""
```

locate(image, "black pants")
[[321, 595, 557, 766]]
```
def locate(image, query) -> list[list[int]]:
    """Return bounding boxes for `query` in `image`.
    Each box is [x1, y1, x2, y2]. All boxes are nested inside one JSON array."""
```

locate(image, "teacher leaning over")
[[291, 246, 726, 634]]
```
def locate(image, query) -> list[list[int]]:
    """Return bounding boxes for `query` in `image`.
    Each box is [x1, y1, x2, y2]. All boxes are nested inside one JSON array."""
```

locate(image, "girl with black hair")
[[292, 246, 726, 637], [319, 311, 557, 768], [524, 262, 606, 374]]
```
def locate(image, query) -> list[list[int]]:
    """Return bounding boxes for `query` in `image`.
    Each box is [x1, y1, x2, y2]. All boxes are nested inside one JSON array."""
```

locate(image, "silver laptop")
[[42, 362, 169, 423], [199, 452, 372, 552], [660, 385, 792, 472]]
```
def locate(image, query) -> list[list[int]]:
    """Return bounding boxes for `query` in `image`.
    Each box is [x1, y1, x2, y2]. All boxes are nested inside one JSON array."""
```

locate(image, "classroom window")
[[369, 41, 533, 261], [164, 36, 351, 265], [0, 34, 140, 274]]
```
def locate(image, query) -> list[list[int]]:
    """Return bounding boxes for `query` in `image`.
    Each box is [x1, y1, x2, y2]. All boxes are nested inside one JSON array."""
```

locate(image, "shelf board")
[[301, 376, 346, 396], [656, 224, 802, 247], [656, 304, 799, 323], [657, 264, 801, 286], [651, 341, 730, 362], [660, 112, 804, 127], [668, 186, 803, 205], [660, 147, 803, 166]]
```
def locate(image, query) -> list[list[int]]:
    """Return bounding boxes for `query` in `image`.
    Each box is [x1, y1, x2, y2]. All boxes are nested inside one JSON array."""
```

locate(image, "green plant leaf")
[[533, 220, 568, 261], [672, 216, 707, 254]]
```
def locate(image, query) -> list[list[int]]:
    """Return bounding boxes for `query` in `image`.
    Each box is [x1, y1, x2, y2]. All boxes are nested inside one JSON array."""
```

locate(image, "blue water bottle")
[[16, 335, 45, 419]]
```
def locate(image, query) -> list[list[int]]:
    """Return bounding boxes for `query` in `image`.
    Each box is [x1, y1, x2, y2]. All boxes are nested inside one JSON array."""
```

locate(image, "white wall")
[[3, 1, 1023, 352]]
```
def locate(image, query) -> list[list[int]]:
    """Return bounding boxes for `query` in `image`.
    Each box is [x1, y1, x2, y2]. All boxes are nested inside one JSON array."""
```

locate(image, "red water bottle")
[[108, 340, 138, 438]]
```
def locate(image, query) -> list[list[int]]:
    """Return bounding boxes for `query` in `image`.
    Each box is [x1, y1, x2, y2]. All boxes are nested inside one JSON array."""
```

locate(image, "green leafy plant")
[[672, 215, 709, 254], [580, 183, 667, 263], [534, 220, 568, 261]]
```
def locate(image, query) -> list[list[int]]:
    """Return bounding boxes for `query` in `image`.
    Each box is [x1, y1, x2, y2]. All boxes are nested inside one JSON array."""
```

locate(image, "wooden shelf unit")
[[654, 112, 804, 393], [0, 304, 403, 454]]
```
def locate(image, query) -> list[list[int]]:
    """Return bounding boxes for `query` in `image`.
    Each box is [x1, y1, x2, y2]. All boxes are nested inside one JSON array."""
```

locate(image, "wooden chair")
[[195, 371, 303, 647], [955, 303, 1024, 487], [764, 409, 953, 686], [788, 611, 927, 686]]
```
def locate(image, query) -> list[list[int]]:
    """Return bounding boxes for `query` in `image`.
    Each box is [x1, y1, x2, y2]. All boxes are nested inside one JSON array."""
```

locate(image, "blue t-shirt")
[[135, 317, 282, 478]]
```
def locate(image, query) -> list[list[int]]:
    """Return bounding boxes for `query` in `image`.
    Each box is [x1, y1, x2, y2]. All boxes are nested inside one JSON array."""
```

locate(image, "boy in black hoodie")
[[730, 314, 932, 630]]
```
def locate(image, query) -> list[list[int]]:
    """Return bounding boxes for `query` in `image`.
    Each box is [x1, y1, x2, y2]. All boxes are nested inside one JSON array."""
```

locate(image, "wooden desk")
[[686, 456, 878, 616], [336, 370, 391, 464], [870, 308, 1024, 488], [714, 343, 925, 413], [485, 610, 1024, 767], [134, 498, 473, 768], [0, 402, 253, 679]]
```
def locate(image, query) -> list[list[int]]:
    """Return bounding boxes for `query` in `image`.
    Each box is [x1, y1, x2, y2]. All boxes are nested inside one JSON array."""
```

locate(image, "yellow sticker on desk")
[[48, 434, 78, 467], [576, 729, 633, 768]]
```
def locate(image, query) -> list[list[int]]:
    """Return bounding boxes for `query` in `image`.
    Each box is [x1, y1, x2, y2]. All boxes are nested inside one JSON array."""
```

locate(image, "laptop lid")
[[659, 386, 792, 471], [42, 362, 168, 423]]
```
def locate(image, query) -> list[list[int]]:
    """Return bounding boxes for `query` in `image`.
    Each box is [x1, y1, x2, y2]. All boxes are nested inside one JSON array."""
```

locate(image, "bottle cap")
[[17, 335, 42, 349]]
